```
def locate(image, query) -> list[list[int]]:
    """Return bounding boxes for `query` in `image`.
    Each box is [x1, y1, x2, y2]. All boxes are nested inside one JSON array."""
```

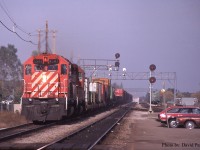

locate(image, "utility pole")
[[149, 71, 152, 112], [161, 81, 166, 109], [37, 29, 41, 54], [52, 30, 57, 54], [37, 21, 57, 54], [45, 20, 48, 53]]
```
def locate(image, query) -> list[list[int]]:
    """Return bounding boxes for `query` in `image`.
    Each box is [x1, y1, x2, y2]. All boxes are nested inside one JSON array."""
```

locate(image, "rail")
[[37, 105, 131, 150], [0, 122, 56, 143]]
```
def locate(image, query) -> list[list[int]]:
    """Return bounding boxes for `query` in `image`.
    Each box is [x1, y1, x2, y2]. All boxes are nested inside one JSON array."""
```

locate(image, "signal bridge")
[[89, 71, 176, 81], [89, 71, 177, 107], [79, 59, 119, 71]]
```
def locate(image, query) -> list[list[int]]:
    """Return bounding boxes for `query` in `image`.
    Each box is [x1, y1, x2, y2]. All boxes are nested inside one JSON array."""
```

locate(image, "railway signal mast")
[[149, 64, 156, 113]]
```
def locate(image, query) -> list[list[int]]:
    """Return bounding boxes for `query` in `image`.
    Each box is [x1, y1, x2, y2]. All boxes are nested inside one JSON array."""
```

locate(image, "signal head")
[[115, 53, 120, 59], [149, 77, 156, 83], [115, 61, 120, 67], [149, 64, 156, 71]]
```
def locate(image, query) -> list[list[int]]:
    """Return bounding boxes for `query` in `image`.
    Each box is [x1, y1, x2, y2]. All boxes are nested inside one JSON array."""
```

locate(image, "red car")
[[158, 106, 200, 128], [176, 116, 200, 129]]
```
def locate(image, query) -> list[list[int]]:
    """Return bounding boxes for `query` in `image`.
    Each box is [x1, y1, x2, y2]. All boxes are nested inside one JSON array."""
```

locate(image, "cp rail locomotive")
[[21, 53, 132, 122]]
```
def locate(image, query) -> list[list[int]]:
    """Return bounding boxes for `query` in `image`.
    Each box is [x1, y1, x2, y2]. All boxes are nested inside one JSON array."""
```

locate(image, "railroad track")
[[38, 105, 131, 150], [0, 122, 56, 143], [0, 106, 115, 141], [0, 103, 133, 149]]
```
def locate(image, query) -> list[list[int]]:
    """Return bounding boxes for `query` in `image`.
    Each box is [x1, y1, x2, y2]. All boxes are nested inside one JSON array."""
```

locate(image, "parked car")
[[176, 116, 200, 129], [158, 106, 200, 128]]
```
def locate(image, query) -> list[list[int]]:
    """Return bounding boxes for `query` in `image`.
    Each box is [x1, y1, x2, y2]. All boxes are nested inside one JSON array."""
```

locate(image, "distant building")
[[175, 97, 198, 106], [133, 97, 139, 103]]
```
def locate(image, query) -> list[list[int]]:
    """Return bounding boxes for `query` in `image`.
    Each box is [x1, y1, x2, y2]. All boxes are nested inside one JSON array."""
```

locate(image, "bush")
[[0, 111, 28, 128]]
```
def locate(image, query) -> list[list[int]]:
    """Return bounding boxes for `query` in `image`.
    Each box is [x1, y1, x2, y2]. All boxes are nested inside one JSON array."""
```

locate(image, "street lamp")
[[161, 89, 166, 93], [161, 81, 166, 109]]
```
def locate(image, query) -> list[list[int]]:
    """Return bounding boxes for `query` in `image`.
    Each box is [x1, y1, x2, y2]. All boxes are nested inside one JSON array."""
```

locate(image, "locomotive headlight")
[[55, 98, 59, 104], [28, 98, 32, 104], [42, 74, 47, 82]]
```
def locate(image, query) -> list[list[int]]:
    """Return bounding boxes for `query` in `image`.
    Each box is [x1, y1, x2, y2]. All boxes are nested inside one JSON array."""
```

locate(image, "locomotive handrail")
[[20, 79, 25, 104], [64, 79, 67, 94]]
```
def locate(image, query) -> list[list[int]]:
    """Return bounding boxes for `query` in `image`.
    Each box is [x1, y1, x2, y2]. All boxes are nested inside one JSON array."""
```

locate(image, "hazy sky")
[[0, 0, 200, 94]]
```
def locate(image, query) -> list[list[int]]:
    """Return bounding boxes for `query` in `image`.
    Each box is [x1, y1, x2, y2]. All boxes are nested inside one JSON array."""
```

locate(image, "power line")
[[0, 1, 33, 36], [0, 1, 37, 45], [0, 1, 15, 25], [0, 20, 37, 45]]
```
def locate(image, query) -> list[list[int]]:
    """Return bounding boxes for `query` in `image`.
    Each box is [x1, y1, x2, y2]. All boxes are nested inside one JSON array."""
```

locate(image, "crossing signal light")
[[149, 64, 156, 71], [149, 77, 156, 83]]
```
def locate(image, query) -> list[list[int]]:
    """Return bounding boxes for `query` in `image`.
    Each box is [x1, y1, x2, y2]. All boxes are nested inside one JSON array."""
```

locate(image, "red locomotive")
[[21, 53, 86, 121], [114, 88, 133, 103], [21, 53, 132, 122]]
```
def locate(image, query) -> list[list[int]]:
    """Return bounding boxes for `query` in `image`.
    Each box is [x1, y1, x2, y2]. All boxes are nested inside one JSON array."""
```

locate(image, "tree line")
[[145, 88, 200, 105]]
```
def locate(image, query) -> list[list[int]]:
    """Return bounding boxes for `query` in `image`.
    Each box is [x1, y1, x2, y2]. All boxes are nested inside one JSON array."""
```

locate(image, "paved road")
[[94, 109, 200, 150]]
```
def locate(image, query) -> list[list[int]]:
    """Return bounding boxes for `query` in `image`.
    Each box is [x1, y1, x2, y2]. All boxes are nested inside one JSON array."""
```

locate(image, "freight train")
[[21, 53, 132, 122]]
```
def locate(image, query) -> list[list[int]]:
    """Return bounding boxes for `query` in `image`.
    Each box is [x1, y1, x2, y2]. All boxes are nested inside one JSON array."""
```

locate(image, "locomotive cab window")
[[61, 64, 67, 75], [35, 65, 43, 71], [79, 72, 82, 80], [34, 65, 58, 71], [48, 65, 58, 71], [25, 64, 32, 75]]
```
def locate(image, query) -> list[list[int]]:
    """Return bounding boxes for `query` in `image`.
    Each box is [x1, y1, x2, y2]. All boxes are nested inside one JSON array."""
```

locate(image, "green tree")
[[182, 92, 192, 97], [164, 90, 174, 102], [0, 44, 23, 103], [176, 91, 192, 99]]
